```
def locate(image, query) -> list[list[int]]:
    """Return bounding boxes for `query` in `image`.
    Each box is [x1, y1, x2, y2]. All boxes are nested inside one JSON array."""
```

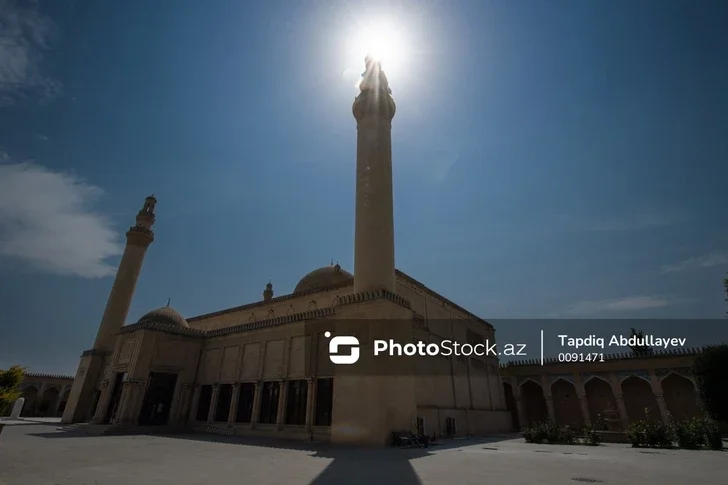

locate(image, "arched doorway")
[[38, 387, 60, 417], [621, 376, 659, 423], [20, 386, 39, 417], [662, 373, 701, 421], [551, 379, 583, 428], [584, 377, 618, 429], [57, 388, 71, 417], [503, 382, 519, 430], [520, 380, 548, 426]]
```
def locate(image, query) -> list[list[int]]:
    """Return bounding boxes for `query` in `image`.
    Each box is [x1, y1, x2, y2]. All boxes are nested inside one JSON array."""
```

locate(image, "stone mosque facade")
[[60, 58, 512, 446], [56, 58, 709, 446]]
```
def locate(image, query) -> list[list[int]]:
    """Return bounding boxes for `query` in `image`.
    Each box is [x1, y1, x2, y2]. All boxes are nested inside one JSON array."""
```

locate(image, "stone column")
[[189, 385, 201, 422], [207, 384, 220, 424], [92, 379, 111, 424], [614, 393, 629, 430], [276, 381, 287, 430], [304, 378, 315, 430], [515, 397, 527, 430], [166, 380, 184, 425], [249, 382, 261, 429], [577, 393, 591, 426], [228, 383, 240, 425], [654, 394, 670, 426], [545, 395, 556, 422], [116, 379, 145, 425]]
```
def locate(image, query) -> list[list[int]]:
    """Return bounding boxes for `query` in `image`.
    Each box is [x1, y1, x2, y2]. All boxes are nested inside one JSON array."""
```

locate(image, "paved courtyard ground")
[[1, 421, 726, 485]]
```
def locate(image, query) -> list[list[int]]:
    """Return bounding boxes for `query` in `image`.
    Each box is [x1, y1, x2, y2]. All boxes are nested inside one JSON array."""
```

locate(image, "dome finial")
[[166, 298, 171, 307]]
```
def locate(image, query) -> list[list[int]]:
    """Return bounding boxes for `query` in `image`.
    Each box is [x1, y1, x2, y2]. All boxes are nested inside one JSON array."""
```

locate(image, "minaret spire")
[[62, 195, 157, 424], [352, 56, 396, 293]]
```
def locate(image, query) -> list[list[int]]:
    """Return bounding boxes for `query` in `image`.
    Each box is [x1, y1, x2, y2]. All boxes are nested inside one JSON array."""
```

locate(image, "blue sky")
[[0, 0, 726, 375]]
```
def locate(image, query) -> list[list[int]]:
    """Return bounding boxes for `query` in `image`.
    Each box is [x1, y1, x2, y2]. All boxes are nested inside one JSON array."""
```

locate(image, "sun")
[[347, 19, 409, 74]]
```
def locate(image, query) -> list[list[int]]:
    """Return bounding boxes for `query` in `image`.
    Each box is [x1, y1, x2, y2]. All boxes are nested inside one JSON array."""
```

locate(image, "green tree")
[[692, 344, 728, 423], [629, 328, 654, 356], [0, 365, 25, 416]]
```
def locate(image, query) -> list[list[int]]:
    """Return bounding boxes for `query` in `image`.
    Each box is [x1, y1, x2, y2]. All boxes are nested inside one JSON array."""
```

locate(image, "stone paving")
[[0, 423, 726, 485]]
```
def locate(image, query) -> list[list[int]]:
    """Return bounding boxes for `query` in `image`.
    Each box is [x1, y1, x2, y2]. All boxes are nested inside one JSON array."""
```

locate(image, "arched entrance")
[[38, 387, 60, 417], [57, 388, 71, 417], [20, 386, 39, 417], [520, 380, 548, 426], [621, 376, 659, 423], [662, 373, 701, 421], [584, 377, 618, 429], [503, 382, 519, 430], [551, 378, 583, 428]]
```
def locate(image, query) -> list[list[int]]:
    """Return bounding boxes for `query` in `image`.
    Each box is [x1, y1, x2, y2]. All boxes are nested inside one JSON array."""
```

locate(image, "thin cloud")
[[0, 0, 62, 107], [0, 159, 123, 278], [561, 296, 672, 316], [661, 252, 728, 273]]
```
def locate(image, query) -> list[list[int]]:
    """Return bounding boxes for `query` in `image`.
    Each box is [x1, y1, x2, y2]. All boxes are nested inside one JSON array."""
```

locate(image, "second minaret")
[[352, 56, 397, 293]]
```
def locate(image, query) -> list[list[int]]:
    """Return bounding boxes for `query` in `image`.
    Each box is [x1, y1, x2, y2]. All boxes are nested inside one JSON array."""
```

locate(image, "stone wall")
[[500, 348, 704, 430], [15, 372, 74, 418]]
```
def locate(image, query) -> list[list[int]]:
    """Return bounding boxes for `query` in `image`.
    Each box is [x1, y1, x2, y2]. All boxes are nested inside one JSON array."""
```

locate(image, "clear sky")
[[1, 0, 727, 375]]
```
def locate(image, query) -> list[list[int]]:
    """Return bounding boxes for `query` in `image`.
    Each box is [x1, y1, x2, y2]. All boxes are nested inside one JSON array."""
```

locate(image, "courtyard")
[[0, 421, 725, 485]]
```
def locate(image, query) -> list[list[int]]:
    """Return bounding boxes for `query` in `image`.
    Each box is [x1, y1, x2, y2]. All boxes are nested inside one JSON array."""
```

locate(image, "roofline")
[[186, 269, 491, 329], [23, 371, 74, 380], [394, 269, 492, 329]]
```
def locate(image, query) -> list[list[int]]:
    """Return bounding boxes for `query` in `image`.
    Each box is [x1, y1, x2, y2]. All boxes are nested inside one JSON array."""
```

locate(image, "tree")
[[692, 344, 728, 423], [0, 365, 25, 416], [629, 328, 654, 356]]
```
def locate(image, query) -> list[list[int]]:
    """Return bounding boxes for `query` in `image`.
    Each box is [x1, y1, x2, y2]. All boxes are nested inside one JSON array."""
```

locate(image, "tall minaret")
[[352, 56, 397, 293], [62, 195, 157, 424], [92, 195, 156, 350]]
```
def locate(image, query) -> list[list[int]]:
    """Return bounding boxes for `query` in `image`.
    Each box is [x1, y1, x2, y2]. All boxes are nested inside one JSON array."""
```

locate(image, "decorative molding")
[[517, 376, 541, 388], [617, 370, 650, 383], [549, 374, 574, 386], [81, 349, 113, 358], [23, 371, 74, 380], [582, 373, 611, 385]]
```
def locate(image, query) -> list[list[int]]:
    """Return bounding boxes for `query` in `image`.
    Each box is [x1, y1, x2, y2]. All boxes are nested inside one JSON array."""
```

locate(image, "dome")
[[293, 264, 353, 293], [137, 306, 189, 328]]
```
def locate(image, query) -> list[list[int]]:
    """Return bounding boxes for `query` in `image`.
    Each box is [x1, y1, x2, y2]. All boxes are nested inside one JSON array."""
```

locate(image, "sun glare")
[[348, 19, 409, 74]]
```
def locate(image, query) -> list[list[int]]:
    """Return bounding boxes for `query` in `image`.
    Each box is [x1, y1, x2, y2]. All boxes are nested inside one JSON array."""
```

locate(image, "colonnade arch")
[[519, 379, 548, 426], [551, 378, 583, 428], [583, 376, 617, 426], [621, 376, 659, 423], [661, 373, 700, 421], [20, 386, 39, 417], [38, 386, 60, 417], [505, 368, 704, 431]]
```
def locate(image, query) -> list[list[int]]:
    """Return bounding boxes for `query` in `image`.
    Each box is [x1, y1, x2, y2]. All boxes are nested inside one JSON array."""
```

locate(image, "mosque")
[[60, 57, 513, 446], [58, 56, 709, 446]]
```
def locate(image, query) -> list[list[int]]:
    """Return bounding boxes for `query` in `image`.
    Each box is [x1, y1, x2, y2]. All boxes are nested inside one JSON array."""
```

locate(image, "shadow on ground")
[[28, 429, 520, 484]]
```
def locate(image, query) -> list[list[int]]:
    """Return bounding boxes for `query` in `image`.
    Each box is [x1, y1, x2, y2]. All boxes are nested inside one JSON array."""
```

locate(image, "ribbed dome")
[[137, 306, 189, 328], [293, 264, 353, 293]]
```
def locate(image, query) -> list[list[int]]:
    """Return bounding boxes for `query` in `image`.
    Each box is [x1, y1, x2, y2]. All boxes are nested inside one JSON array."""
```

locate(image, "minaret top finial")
[[359, 56, 391, 95], [129, 194, 156, 235]]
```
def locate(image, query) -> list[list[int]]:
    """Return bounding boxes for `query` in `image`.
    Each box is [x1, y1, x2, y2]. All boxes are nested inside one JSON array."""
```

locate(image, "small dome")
[[137, 306, 189, 328], [294, 264, 353, 293]]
